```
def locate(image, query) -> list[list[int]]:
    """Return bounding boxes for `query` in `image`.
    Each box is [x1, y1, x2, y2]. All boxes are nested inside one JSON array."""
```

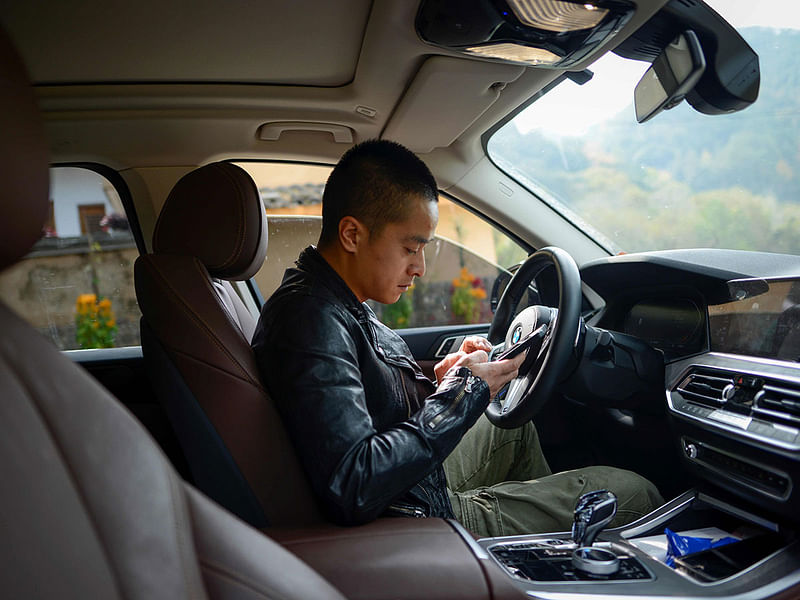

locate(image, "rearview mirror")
[[634, 30, 705, 123]]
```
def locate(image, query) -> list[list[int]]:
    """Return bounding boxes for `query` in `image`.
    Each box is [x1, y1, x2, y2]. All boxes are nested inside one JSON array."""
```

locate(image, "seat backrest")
[[135, 162, 322, 527], [0, 23, 343, 600]]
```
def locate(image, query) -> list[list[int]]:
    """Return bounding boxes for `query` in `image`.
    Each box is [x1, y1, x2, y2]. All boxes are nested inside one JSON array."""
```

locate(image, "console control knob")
[[572, 546, 620, 575], [684, 442, 698, 459]]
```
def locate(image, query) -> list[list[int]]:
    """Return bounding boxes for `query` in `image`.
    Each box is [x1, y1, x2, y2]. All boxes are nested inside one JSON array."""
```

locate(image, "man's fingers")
[[468, 350, 526, 398], [447, 351, 467, 368], [435, 350, 468, 384], [458, 349, 489, 367], [460, 336, 492, 353]]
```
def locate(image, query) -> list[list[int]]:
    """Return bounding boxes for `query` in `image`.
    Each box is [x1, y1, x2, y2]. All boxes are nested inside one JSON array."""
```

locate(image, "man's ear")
[[338, 216, 365, 254]]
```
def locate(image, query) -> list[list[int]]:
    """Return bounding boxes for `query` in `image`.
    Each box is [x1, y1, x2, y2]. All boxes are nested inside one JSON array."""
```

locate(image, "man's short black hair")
[[319, 139, 438, 247]]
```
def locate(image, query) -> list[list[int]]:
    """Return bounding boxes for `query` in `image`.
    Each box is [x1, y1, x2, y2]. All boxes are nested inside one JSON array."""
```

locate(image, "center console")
[[476, 490, 800, 599]]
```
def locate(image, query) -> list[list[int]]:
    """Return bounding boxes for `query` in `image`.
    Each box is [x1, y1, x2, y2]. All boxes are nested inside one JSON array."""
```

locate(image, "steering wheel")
[[485, 247, 583, 429]]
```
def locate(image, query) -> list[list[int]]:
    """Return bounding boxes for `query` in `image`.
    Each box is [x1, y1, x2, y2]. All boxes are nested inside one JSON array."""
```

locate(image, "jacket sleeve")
[[253, 296, 489, 525]]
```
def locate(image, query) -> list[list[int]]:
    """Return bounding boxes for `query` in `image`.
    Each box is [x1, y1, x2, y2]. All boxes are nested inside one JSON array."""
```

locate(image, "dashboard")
[[580, 249, 800, 525], [622, 297, 706, 357], [612, 277, 800, 363], [581, 249, 800, 365]]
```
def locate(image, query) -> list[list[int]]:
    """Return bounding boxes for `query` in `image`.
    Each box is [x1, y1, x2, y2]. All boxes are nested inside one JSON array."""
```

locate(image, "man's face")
[[353, 196, 438, 305]]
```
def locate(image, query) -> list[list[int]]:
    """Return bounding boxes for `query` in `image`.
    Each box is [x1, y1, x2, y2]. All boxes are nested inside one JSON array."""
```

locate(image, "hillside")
[[490, 27, 800, 254]]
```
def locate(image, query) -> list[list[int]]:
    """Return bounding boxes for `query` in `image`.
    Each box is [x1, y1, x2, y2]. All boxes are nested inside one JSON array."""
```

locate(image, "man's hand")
[[433, 351, 466, 385], [458, 350, 525, 399], [434, 343, 526, 398], [433, 336, 493, 384]]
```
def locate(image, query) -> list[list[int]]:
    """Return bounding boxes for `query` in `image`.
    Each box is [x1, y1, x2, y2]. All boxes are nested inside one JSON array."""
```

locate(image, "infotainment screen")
[[708, 278, 800, 362]]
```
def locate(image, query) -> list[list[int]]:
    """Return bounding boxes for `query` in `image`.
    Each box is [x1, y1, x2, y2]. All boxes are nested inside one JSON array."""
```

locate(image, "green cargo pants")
[[444, 414, 663, 538]]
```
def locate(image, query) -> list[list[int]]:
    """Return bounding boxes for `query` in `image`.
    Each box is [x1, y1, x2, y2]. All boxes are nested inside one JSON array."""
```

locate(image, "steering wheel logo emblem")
[[511, 326, 523, 345]]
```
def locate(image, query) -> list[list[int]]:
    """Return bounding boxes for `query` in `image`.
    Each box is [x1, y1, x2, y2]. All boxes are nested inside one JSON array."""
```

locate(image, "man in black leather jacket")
[[253, 140, 662, 534]]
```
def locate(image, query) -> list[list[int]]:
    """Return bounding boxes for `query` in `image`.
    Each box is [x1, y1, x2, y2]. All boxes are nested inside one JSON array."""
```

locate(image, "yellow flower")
[[105, 319, 116, 328], [98, 298, 112, 311], [92, 321, 100, 329], [76, 293, 97, 313], [469, 288, 487, 300]]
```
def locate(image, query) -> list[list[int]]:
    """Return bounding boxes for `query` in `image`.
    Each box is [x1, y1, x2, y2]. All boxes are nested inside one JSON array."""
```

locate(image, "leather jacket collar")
[[295, 246, 366, 316]]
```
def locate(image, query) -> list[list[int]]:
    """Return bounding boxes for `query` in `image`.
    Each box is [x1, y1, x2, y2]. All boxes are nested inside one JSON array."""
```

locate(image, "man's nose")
[[410, 250, 426, 278]]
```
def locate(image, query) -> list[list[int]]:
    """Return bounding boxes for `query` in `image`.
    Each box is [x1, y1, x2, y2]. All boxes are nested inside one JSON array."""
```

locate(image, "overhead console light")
[[416, 0, 635, 68], [464, 42, 562, 66], [508, 0, 608, 32]]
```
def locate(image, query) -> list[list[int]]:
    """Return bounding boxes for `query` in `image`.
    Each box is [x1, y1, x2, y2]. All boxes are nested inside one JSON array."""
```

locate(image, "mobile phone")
[[492, 324, 546, 361]]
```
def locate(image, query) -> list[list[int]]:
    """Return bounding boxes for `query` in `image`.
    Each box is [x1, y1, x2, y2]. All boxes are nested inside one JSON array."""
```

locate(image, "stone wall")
[[0, 234, 140, 350]]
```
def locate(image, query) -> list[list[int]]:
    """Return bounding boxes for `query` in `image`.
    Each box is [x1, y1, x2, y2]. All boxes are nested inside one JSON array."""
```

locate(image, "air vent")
[[755, 383, 800, 427], [676, 371, 734, 407], [672, 367, 800, 449]]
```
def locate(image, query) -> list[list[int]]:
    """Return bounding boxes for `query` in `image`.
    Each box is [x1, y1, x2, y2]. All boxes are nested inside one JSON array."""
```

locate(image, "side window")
[[238, 162, 528, 329], [0, 167, 141, 349]]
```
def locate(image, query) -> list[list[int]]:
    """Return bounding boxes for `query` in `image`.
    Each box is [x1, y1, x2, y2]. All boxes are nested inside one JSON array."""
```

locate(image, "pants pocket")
[[453, 488, 504, 538]]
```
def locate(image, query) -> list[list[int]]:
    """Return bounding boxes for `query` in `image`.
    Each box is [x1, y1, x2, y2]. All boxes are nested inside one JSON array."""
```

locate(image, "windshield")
[[487, 1, 800, 255]]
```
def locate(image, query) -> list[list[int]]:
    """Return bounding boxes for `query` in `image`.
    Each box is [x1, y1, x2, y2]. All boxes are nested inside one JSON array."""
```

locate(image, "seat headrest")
[[0, 25, 50, 272], [153, 162, 268, 281]]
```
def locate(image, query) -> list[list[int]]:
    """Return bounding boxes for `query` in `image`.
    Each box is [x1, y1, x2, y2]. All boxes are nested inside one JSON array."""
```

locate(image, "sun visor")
[[382, 56, 524, 153]]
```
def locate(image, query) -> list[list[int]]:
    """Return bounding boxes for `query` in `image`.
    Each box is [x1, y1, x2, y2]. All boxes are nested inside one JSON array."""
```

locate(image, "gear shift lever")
[[571, 490, 620, 576], [571, 489, 617, 547]]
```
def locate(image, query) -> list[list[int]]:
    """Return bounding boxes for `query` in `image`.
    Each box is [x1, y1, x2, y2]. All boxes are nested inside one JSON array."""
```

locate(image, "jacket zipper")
[[427, 377, 469, 430], [387, 503, 427, 518]]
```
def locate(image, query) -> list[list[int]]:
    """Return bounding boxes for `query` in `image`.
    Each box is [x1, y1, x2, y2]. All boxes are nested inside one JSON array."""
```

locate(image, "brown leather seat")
[[0, 23, 342, 599], [135, 162, 322, 527]]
